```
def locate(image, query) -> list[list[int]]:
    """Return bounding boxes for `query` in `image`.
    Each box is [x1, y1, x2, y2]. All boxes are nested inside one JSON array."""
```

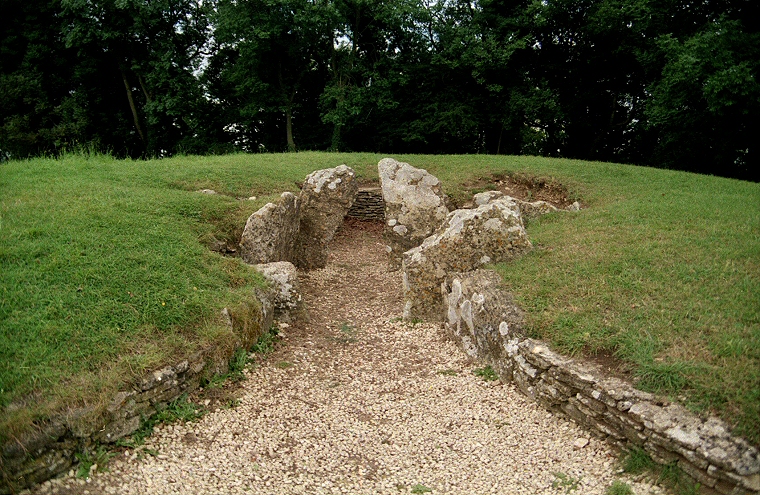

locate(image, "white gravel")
[[30, 221, 663, 495]]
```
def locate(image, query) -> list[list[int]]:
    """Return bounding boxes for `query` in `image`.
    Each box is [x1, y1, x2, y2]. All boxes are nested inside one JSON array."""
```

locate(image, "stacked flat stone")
[[1, 294, 276, 494], [347, 188, 385, 221]]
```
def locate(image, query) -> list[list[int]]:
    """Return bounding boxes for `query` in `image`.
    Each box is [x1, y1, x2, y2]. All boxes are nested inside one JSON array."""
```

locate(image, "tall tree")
[[645, 16, 759, 179], [0, 0, 81, 159], [212, 0, 335, 152], [61, 0, 213, 157]]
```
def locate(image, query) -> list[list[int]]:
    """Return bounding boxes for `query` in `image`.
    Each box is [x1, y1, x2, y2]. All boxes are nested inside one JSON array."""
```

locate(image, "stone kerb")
[[378, 158, 450, 270], [1, 294, 275, 495], [402, 197, 533, 321]]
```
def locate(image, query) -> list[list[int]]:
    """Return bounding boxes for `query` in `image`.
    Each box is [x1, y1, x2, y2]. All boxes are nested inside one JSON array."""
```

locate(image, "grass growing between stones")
[[473, 159, 760, 445], [620, 448, 701, 495], [473, 365, 499, 382], [115, 393, 204, 449], [1, 151, 758, 453]]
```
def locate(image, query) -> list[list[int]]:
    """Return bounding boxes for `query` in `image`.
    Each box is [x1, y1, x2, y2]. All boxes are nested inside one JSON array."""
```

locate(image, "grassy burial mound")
[[1, 152, 758, 454]]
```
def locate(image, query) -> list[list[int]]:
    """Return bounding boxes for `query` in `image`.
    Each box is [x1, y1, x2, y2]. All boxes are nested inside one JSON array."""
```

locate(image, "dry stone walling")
[[444, 270, 760, 494], [236, 158, 760, 494]]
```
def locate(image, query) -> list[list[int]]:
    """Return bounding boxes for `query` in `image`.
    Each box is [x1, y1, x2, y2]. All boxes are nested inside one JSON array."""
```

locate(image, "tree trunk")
[[278, 60, 297, 152], [137, 73, 153, 103], [121, 69, 146, 144], [285, 105, 296, 152]]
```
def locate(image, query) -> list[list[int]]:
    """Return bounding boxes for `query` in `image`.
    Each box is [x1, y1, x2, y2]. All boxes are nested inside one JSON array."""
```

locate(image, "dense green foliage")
[[1, 1, 757, 179]]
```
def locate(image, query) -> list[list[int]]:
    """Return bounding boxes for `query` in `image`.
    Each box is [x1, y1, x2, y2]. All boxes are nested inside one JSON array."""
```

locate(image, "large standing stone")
[[239, 192, 300, 265], [402, 197, 532, 320], [378, 158, 450, 269], [255, 261, 302, 322], [294, 165, 358, 270], [442, 269, 525, 379]]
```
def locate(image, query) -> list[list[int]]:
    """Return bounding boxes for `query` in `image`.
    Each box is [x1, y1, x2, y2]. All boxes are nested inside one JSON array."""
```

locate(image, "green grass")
[[75, 445, 115, 479], [552, 472, 581, 492], [410, 484, 433, 494], [250, 326, 280, 356], [473, 365, 499, 381], [621, 448, 701, 495], [1, 151, 758, 449], [116, 393, 204, 448], [606, 480, 635, 495]]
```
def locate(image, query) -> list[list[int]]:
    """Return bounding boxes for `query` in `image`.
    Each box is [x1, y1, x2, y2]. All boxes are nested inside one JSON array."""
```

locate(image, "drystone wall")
[[347, 188, 385, 221], [1, 293, 275, 495], [443, 271, 760, 495]]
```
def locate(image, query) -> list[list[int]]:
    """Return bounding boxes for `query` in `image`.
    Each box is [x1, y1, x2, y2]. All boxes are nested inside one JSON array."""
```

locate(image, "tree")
[[212, 0, 335, 152], [645, 17, 759, 179], [0, 0, 81, 159], [61, 0, 213, 157]]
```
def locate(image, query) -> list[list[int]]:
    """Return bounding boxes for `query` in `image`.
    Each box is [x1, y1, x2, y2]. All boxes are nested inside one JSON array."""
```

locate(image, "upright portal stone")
[[378, 158, 449, 269], [402, 198, 532, 321], [295, 165, 358, 270], [239, 192, 300, 264]]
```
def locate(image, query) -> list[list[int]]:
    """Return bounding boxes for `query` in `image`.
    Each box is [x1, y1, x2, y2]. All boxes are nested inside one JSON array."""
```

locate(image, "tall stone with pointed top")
[[294, 165, 358, 270], [378, 158, 450, 269], [239, 192, 301, 265]]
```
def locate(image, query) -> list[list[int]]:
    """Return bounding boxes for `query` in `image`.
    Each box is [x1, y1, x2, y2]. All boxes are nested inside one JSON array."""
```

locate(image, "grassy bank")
[[1, 152, 758, 447]]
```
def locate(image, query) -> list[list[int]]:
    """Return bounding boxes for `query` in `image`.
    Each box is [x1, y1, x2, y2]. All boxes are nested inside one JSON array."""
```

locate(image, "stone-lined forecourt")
[[25, 220, 661, 495]]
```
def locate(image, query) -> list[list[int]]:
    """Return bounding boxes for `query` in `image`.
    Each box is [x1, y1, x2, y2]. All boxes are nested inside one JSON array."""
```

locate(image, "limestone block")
[[378, 158, 450, 269], [294, 165, 358, 269], [239, 192, 300, 264], [255, 261, 302, 321], [402, 198, 532, 320], [473, 190, 559, 220], [442, 269, 525, 367]]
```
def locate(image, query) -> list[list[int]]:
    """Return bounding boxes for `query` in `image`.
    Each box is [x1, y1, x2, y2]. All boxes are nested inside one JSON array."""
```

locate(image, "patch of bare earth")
[[30, 219, 660, 495], [461, 173, 576, 209]]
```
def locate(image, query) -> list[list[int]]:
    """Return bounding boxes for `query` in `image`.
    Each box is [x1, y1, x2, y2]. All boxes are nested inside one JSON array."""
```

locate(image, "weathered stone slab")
[[473, 190, 559, 220], [402, 198, 532, 320], [255, 261, 302, 322], [294, 165, 358, 270], [239, 192, 300, 265], [442, 269, 525, 379], [378, 158, 449, 269]]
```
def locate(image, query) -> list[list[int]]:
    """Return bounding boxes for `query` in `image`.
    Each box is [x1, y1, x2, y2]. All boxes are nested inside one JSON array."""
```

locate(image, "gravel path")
[[31, 220, 661, 495]]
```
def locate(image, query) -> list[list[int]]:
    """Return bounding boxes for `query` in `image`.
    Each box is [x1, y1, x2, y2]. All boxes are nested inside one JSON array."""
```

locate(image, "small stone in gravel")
[[573, 438, 590, 449]]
